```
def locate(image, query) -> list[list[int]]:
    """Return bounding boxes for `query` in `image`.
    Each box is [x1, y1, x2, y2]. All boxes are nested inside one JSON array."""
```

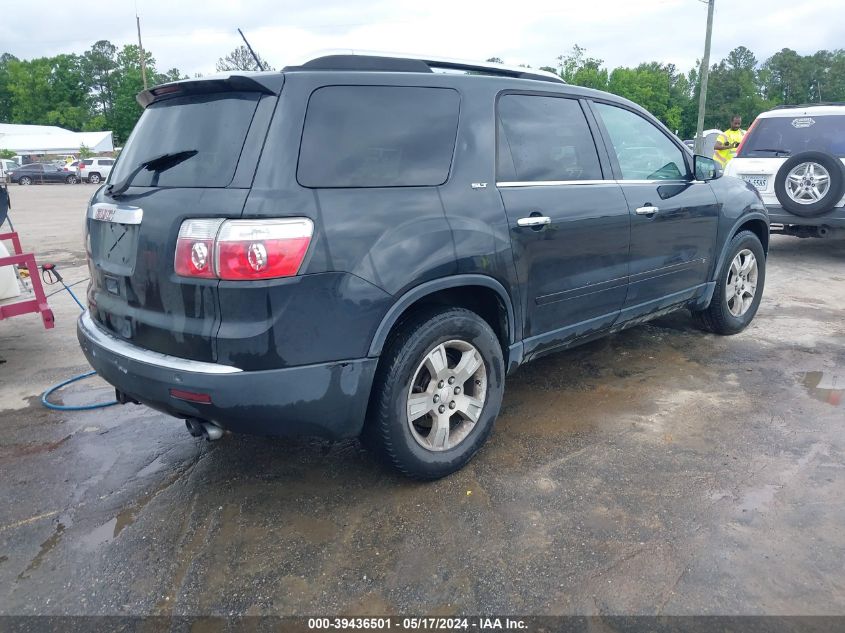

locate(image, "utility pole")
[[694, 0, 715, 155], [136, 14, 148, 90]]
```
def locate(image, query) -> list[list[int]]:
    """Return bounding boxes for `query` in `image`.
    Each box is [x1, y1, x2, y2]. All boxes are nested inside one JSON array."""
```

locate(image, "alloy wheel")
[[726, 248, 758, 317], [785, 162, 831, 204], [406, 340, 487, 451]]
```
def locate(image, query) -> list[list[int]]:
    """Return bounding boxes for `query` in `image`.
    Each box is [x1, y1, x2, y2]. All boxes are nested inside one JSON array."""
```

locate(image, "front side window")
[[497, 94, 602, 182], [297, 86, 460, 188], [594, 103, 688, 181]]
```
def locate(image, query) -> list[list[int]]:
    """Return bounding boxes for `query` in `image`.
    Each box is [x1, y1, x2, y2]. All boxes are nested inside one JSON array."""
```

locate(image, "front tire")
[[693, 230, 765, 335], [19, 176, 32, 186], [364, 307, 505, 479], [88, 173, 101, 184]]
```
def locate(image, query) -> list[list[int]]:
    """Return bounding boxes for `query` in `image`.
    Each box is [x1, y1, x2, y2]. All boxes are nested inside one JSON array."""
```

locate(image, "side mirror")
[[694, 155, 722, 181]]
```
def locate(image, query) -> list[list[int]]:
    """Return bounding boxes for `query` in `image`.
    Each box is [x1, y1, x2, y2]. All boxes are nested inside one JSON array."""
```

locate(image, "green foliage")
[[0, 39, 843, 151], [79, 143, 93, 159], [0, 149, 16, 159], [216, 46, 273, 72], [545, 44, 845, 138]]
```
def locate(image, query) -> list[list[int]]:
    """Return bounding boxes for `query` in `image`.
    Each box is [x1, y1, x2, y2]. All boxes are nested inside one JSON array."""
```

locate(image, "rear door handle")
[[517, 216, 552, 227], [635, 205, 659, 215]]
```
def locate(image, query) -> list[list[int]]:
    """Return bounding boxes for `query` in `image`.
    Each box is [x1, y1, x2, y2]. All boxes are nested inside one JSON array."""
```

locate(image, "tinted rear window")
[[738, 115, 845, 158], [297, 86, 460, 188], [497, 94, 602, 182], [111, 92, 260, 188]]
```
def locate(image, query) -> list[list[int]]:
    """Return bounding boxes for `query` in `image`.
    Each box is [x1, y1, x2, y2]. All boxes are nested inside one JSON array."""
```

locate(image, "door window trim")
[[586, 98, 694, 182], [494, 90, 611, 185]]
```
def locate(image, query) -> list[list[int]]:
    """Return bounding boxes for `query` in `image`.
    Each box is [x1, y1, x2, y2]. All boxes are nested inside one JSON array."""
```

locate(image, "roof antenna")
[[238, 28, 266, 71]]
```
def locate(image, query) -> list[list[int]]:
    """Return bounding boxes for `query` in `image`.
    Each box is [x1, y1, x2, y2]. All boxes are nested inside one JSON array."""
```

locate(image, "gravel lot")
[[1, 183, 843, 616]]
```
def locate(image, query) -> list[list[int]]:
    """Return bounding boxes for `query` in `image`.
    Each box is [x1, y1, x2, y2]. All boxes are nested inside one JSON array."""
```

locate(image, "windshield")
[[110, 91, 261, 188], [738, 114, 845, 158]]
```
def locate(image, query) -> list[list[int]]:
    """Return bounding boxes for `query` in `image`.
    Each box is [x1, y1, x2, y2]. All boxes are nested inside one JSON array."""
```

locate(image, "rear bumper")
[[765, 205, 845, 227], [77, 311, 377, 439]]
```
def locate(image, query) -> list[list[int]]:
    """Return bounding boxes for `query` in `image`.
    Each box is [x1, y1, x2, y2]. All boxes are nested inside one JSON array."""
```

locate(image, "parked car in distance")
[[77, 52, 770, 479], [11, 162, 78, 185], [78, 157, 115, 184], [64, 160, 81, 175], [0, 158, 19, 181], [725, 104, 845, 237]]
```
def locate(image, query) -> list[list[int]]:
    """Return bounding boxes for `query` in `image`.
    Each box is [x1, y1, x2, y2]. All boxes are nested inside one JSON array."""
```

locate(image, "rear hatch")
[[732, 113, 845, 196], [85, 75, 281, 362]]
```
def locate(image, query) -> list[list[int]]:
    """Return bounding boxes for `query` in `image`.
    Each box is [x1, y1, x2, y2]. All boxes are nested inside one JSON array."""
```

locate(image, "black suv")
[[78, 53, 769, 479]]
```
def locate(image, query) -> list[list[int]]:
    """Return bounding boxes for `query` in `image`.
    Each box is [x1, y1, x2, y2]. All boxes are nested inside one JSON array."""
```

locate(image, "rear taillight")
[[735, 118, 758, 157], [175, 219, 223, 278], [174, 218, 313, 280]]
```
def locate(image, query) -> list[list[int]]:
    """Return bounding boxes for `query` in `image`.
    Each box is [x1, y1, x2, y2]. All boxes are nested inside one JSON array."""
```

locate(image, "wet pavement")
[[1, 186, 844, 615]]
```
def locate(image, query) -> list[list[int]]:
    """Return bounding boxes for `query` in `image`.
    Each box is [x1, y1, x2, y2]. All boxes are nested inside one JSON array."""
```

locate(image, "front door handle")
[[635, 205, 659, 215], [517, 216, 552, 227]]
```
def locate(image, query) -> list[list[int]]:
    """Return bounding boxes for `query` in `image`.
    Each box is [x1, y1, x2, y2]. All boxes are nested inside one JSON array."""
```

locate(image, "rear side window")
[[111, 92, 261, 188], [297, 86, 460, 188], [738, 115, 845, 158], [496, 94, 602, 182], [83, 160, 94, 166]]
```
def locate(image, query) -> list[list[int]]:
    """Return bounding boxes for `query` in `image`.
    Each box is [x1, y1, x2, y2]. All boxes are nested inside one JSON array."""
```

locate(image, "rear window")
[[738, 114, 845, 158], [83, 160, 94, 165], [297, 86, 460, 188], [110, 92, 261, 188], [497, 94, 602, 182]]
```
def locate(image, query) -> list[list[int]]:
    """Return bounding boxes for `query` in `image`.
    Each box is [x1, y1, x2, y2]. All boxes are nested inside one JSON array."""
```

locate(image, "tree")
[[83, 40, 118, 120], [704, 46, 769, 129], [216, 45, 273, 72], [0, 53, 18, 123], [556, 45, 608, 90]]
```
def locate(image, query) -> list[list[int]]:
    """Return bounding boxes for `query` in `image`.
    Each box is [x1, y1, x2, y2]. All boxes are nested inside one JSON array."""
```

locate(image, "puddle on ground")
[[80, 518, 117, 550], [17, 523, 64, 580], [801, 372, 843, 408]]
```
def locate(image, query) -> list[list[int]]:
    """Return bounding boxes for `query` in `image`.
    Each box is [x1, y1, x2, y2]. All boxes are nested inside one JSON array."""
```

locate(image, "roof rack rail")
[[771, 102, 845, 109], [283, 50, 565, 84]]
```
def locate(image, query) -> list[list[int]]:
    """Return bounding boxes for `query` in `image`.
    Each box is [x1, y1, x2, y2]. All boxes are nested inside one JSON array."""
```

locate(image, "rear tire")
[[66, 175, 78, 184], [693, 230, 765, 335], [363, 307, 505, 480]]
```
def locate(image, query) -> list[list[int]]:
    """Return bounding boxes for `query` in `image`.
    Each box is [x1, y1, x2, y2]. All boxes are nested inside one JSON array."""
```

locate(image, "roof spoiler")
[[137, 73, 283, 108]]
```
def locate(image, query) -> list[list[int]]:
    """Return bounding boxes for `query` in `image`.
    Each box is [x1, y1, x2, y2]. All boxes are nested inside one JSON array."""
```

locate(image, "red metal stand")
[[0, 230, 55, 329]]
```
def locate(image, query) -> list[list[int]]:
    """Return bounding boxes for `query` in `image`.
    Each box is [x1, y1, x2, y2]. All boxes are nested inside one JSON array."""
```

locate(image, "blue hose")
[[40, 278, 118, 411], [41, 370, 118, 411]]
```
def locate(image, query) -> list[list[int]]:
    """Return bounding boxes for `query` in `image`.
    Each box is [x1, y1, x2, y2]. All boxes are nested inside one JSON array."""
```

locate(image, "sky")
[[1, 0, 844, 76]]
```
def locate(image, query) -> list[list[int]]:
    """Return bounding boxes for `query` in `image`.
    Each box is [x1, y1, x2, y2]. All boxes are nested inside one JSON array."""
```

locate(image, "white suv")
[[725, 104, 845, 237], [77, 157, 115, 184]]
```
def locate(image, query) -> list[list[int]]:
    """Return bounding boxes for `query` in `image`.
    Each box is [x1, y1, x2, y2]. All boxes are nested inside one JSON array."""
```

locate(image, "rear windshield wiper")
[[106, 150, 198, 198], [750, 148, 791, 156]]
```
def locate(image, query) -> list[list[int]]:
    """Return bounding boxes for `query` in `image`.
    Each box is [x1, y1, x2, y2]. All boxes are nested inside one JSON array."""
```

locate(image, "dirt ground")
[[0, 184, 843, 616]]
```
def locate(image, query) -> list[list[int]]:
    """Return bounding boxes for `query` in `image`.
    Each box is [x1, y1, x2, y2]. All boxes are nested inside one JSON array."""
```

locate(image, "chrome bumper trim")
[[78, 311, 242, 375]]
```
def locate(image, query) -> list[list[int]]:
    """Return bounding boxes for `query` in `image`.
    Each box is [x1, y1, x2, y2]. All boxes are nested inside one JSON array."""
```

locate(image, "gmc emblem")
[[94, 206, 116, 222]]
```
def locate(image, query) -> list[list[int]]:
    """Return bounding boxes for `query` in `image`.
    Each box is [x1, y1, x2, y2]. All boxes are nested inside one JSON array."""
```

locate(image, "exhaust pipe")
[[201, 421, 224, 441], [115, 389, 140, 405], [816, 225, 845, 239], [185, 418, 223, 441]]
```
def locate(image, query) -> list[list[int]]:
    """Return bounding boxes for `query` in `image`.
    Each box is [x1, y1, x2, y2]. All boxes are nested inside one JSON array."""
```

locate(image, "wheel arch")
[[711, 213, 770, 282], [367, 275, 516, 359]]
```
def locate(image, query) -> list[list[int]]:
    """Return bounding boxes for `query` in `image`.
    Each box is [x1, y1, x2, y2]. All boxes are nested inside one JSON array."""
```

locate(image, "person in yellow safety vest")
[[713, 115, 746, 167]]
